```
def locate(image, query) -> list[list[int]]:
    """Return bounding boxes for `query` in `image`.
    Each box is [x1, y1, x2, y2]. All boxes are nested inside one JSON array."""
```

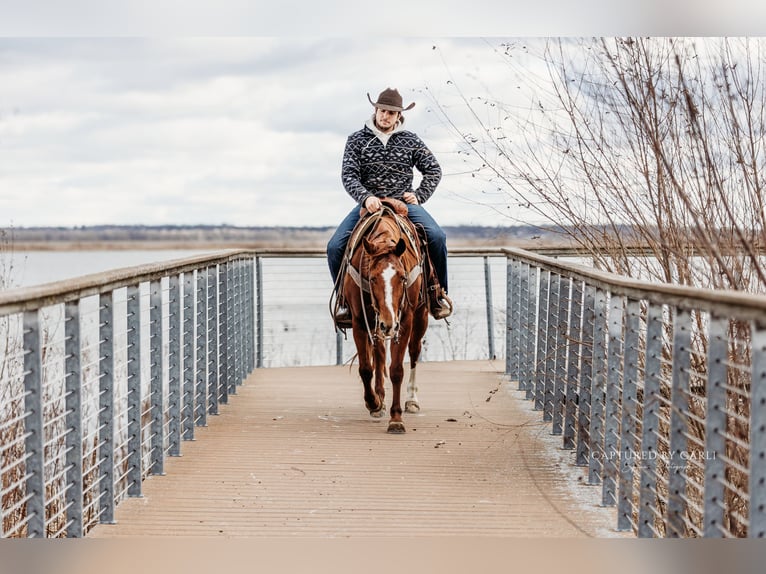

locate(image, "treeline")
[[3, 223, 579, 246]]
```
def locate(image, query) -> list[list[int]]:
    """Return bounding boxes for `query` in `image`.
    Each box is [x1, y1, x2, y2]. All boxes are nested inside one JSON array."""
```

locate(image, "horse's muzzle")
[[378, 320, 400, 340]]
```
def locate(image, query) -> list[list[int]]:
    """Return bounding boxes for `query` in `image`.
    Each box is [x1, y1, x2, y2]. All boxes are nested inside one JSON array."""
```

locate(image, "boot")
[[429, 287, 453, 320], [334, 305, 353, 329]]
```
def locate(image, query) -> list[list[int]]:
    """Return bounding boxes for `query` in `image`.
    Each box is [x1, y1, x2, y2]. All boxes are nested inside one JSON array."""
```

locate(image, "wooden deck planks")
[[89, 360, 623, 538]]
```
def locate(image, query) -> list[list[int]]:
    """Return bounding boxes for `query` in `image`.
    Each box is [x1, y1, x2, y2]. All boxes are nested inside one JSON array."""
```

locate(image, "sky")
[[0, 37, 532, 228], [1, 1, 764, 230]]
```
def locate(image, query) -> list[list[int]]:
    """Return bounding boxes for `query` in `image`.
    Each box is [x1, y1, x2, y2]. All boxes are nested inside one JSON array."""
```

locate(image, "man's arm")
[[412, 136, 442, 204], [341, 134, 373, 205]]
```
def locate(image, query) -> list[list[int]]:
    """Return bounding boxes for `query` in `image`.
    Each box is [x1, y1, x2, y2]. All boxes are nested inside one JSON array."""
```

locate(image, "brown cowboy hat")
[[367, 87, 415, 112]]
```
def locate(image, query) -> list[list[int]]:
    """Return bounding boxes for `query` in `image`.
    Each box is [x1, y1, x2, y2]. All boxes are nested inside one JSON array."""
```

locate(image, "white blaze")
[[382, 263, 396, 323]]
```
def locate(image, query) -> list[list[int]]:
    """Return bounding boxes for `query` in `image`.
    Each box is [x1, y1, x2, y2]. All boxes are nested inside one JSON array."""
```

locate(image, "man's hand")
[[402, 192, 419, 205], [364, 196, 383, 212]]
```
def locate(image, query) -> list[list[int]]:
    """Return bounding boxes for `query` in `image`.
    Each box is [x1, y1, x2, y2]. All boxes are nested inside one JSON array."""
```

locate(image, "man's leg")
[[327, 207, 361, 328], [406, 205, 452, 319], [326, 207, 361, 285], [406, 204, 448, 292]]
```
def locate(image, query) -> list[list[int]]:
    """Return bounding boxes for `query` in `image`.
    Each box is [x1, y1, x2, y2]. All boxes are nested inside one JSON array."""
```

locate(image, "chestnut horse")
[[342, 201, 429, 433]]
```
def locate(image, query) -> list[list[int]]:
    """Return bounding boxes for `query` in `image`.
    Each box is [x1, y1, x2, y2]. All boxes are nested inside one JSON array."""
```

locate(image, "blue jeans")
[[327, 204, 449, 292]]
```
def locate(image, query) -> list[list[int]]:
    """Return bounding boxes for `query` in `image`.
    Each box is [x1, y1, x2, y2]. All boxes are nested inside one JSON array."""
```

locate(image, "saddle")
[[331, 198, 447, 329]]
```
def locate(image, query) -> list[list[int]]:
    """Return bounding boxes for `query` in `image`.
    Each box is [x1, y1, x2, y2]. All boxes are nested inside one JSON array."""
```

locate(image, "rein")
[[347, 205, 423, 343], [345, 206, 422, 294]]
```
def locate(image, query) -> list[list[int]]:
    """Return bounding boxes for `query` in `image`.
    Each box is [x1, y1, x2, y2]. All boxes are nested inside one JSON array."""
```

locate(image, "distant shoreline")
[[3, 224, 570, 251], [8, 238, 568, 251]]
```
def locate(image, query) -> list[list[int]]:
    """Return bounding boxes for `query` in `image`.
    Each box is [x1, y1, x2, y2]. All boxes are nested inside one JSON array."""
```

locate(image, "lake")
[[1, 249, 509, 367]]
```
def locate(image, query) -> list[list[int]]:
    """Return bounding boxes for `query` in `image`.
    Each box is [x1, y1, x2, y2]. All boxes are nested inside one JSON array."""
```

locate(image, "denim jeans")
[[326, 204, 449, 292]]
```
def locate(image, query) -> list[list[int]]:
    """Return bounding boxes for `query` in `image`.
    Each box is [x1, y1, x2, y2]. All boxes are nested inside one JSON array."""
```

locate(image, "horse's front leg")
[[405, 304, 429, 413], [387, 327, 411, 434], [370, 338, 387, 418], [352, 325, 381, 415]]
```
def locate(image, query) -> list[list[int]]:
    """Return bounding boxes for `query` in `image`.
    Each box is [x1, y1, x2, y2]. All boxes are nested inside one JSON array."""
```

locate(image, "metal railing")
[[251, 248, 505, 367], [503, 247, 765, 538], [0, 247, 502, 538], [2, 244, 764, 538], [0, 251, 255, 537]]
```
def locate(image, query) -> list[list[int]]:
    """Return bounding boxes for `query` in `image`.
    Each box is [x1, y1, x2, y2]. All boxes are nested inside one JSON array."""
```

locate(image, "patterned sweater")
[[341, 117, 442, 206]]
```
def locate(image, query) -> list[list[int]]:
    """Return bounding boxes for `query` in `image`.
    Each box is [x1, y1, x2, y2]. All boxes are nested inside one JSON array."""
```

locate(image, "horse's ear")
[[362, 236, 374, 254], [394, 238, 406, 257]]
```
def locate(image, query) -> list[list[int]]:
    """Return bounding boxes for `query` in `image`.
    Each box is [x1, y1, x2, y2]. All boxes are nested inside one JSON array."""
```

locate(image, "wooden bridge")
[[3, 247, 764, 540], [87, 360, 621, 538]]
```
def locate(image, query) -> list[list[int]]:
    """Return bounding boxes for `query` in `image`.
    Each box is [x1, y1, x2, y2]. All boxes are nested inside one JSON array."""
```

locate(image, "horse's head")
[[362, 221, 408, 340]]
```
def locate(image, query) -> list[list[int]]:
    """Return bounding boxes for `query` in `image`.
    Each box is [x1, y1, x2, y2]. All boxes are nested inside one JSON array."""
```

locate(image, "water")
[[5, 250, 219, 288], [2, 250, 509, 366]]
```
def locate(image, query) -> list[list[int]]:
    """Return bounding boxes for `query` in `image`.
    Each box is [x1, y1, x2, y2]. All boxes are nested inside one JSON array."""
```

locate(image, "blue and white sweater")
[[341, 116, 442, 206]]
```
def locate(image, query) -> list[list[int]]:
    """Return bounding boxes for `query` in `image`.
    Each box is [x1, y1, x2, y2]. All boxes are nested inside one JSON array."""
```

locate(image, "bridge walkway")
[[89, 360, 623, 538]]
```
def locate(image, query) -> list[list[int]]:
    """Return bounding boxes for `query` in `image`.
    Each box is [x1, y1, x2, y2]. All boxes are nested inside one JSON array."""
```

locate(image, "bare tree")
[[428, 37, 766, 537], [430, 37, 766, 291]]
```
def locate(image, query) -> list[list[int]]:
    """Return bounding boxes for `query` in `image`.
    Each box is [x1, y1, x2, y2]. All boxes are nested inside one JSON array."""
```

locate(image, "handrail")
[[0, 249, 251, 315], [2, 245, 765, 538], [501, 247, 766, 320], [502, 248, 766, 538], [0, 250, 256, 537]]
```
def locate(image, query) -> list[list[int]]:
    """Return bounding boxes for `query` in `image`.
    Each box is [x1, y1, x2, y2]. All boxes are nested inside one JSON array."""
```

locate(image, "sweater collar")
[[365, 114, 405, 146]]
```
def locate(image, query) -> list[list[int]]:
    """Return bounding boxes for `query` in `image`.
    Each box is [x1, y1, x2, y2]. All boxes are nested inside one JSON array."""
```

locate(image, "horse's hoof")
[[387, 421, 406, 434], [369, 402, 386, 418], [405, 400, 420, 413]]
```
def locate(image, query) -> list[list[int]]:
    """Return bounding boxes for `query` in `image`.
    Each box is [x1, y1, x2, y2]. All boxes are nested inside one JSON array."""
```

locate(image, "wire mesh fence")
[[1, 253, 255, 537], [2, 246, 765, 538], [504, 249, 766, 538]]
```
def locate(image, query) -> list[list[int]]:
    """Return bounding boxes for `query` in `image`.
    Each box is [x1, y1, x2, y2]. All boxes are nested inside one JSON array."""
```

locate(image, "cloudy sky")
[[0, 36, 542, 228], [1, 1, 762, 229]]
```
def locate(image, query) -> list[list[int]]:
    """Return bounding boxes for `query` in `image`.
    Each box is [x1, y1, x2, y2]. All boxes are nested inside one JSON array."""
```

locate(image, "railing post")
[[750, 320, 766, 538], [64, 301, 84, 536], [518, 262, 531, 394], [217, 264, 228, 405], [703, 314, 728, 537], [564, 279, 582, 450], [126, 284, 143, 494], [638, 302, 663, 537], [98, 292, 116, 524], [505, 257, 517, 379], [235, 260, 243, 386], [207, 266, 219, 415], [256, 256, 263, 369], [195, 270, 208, 427], [603, 292, 624, 507], [576, 284, 595, 467], [182, 274, 195, 441], [543, 272, 558, 422], [246, 257, 255, 375], [168, 276, 181, 456], [483, 256, 495, 360], [220, 262, 230, 401], [336, 331, 344, 366], [149, 280, 165, 476], [22, 310, 45, 537], [552, 275, 570, 435], [667, 307, 691, 536], [617, 297, 640, 531], [535, 268, 550, 410], [237, 260, 245, 382], [589, 288, 608, 486]]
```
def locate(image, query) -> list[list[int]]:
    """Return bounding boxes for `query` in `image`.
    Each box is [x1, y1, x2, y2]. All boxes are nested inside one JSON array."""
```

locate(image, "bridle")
[[346, 206, 422, 343], [360, 249, 409, 343]]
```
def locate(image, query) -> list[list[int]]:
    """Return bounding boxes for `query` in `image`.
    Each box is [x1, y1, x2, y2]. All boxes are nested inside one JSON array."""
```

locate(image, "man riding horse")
[[327, 87, 453, 328]]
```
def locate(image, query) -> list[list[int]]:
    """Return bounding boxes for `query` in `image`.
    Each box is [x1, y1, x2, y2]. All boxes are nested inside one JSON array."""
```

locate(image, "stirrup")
[[334, 306, 353, 329], [430, 291, 453, 320]]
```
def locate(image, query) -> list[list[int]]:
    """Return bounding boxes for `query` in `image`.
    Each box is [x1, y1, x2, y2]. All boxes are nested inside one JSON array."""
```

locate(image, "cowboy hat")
[[367, 88, 415, 112]]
